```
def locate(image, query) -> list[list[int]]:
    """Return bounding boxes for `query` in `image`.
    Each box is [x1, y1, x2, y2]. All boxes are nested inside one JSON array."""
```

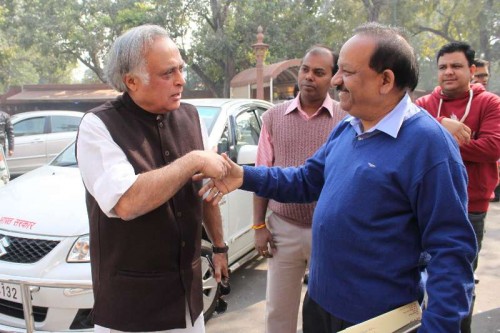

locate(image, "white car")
[[0, 98, 273, 332], [6, 110, 84, 177]]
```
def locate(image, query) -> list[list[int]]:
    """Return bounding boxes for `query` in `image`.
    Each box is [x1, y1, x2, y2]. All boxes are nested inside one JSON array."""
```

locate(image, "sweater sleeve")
[[5, 115, 14, 151], [241, 139, 327, 203], [414, 159, 477, 332]]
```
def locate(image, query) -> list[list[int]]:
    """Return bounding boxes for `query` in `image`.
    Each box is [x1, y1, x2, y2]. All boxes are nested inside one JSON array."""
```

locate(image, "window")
[[196, 106, 221, 134], [51, 116, 81, 133], [255, 107, 267, 122], [13, 117, 46, 136], [235, 110, 261, 147], [218, 124, 230, 155], [51, 142, 77, 167]]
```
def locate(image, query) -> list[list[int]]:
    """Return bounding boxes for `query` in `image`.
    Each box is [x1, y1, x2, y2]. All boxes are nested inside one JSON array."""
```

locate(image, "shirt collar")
[[347, 93, 419, 138], [285, 93, 335, 118]]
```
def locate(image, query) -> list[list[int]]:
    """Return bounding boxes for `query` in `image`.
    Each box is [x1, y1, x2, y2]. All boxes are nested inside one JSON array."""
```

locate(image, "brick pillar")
[[252, 26, 269, 100]]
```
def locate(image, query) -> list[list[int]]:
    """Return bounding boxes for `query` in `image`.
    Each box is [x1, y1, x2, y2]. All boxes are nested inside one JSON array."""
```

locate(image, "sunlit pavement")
[[206, 202, 500, 332], [472, 201, 500, 332], [205, 255, 300, 332]]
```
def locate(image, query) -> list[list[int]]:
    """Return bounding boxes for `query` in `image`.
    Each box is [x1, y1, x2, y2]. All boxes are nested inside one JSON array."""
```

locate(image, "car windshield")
[[50, 142, 77, 167], [196, 106, 221, 134]]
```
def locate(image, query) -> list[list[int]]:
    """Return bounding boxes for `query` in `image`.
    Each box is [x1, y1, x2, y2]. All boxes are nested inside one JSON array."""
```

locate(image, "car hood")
[[0, 166, 88, 237]]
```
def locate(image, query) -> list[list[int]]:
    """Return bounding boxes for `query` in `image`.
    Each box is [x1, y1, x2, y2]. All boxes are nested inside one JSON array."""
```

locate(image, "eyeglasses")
[[474, 73, 489, 78]]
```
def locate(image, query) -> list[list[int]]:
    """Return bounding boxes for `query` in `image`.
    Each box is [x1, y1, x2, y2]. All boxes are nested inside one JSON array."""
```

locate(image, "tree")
[[3, 0, 193, 84], [182, 0, 236, 97], [185, 0, 367, 97], [409, 0, 499, 61], [401, 0, 499, 90], [1, 0, 498, 95], [362, 0, 386, 22], [324, 0, 499, 91], [0, 1, 76, 92]]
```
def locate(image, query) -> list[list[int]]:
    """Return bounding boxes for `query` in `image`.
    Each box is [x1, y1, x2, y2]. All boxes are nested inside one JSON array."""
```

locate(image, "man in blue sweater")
[[198, 23, 477, 333]]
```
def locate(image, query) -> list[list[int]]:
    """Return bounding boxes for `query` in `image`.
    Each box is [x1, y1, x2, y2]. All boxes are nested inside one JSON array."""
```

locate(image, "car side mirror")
[[236, 145, 257, 165]]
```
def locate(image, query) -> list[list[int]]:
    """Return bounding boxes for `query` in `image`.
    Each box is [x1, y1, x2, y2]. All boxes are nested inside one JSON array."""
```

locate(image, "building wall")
[[0, 85, 214, 115], [231, 86, 249, 98]]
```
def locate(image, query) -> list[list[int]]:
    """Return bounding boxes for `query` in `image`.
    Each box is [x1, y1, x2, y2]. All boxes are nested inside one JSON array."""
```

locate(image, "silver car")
[[6, 110, 83, 176], [0, 98, 272, 332]]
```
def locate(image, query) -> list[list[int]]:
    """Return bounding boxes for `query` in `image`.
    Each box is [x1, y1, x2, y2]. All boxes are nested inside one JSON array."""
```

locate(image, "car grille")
[[0, 234, 59, 263], [0, 298, 48, 322]]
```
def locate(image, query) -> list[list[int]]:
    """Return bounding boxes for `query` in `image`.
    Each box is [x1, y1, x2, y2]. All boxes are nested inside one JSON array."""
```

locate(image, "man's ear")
[[380, 69, 395, 95], [469, 64, 476, 78], [124, 74, 139, 92]]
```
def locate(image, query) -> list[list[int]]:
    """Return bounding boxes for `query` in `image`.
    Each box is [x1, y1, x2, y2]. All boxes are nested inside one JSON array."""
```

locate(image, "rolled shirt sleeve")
[[77, 113, 138, 217]]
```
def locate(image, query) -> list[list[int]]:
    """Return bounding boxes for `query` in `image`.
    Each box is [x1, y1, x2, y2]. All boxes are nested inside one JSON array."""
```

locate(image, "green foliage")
[[1, 0, 499, 95], [80, 68, 101, 84]]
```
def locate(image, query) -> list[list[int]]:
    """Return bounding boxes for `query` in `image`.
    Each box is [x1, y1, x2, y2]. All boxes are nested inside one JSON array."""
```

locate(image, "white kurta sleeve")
[[76, 113, 138, 218]]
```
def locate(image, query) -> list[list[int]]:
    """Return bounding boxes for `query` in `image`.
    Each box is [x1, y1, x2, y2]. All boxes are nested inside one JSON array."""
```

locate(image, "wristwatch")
[[212, 243, 229, 254]]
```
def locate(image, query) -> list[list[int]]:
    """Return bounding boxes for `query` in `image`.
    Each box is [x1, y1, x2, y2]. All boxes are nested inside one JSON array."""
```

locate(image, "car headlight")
[[67, 235, 90, 263]]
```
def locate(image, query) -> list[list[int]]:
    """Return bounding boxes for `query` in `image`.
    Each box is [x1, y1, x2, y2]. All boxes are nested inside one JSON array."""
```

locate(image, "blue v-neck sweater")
[[242, 110, 476, 332]]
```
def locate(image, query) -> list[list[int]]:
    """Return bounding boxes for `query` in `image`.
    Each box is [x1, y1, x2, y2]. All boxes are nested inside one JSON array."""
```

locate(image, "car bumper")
[[0, 231, 93, 332], [0, 274, 93, 333]]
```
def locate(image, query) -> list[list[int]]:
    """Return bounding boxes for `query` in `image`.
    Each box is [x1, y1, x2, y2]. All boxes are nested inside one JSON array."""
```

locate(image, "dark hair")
[[474, 58, 489, 68], [354, 22, 419, 91], [293, 83, 299, 97], [304, 44, 339, 75], [436, 42, 475, 67]]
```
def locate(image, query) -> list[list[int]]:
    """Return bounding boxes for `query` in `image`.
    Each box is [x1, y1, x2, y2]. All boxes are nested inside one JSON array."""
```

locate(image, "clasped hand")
[[441, 118, 472, 145], [195, 150, 231, 180], [193, 154, 244, 205]]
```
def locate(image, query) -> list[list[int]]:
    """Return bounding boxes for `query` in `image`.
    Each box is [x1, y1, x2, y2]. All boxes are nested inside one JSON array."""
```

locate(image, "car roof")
[[11, 110, 84, 121], [183, 98, 273, 108]]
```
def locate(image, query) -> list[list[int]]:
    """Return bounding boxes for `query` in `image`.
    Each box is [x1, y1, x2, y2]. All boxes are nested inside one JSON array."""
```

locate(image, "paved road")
[[206, 201, 500, 332], [472, 200, 500, 332]]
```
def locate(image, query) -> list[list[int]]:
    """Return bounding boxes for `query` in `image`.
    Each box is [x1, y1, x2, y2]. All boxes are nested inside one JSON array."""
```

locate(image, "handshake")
[[192, 152, 244, 204]]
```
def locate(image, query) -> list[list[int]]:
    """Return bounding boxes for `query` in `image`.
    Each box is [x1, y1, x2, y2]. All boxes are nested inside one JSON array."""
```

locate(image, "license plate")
[[0, 282, 20, 303]]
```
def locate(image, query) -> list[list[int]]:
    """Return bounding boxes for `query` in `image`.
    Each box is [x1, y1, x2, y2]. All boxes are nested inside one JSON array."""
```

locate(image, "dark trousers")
[[461, 211, 487, 333], [302, 292, 354, 333], [303, 292, 421, 333], [469, 212, 487, 271]]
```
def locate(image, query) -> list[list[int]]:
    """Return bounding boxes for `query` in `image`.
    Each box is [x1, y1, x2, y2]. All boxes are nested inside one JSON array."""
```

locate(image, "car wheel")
[[201, 239, 221, 321]]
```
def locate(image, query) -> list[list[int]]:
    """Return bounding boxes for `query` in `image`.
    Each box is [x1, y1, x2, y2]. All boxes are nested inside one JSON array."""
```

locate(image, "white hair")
[[105, 24, 170, 92]]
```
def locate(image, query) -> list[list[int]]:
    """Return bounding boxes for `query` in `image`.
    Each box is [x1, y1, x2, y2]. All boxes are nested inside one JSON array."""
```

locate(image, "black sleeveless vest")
[[83, 93, 204, 331]]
